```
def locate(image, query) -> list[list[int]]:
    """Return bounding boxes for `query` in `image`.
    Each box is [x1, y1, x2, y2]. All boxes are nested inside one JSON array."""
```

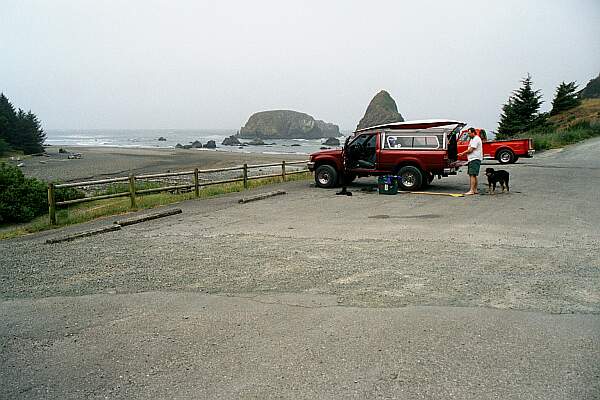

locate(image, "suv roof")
[[355, 119, 465, 133]]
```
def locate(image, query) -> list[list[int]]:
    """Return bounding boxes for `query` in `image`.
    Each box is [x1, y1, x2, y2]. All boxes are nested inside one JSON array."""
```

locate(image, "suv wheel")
[[497, 149, 515, 164], [397, 166, 423, 191], [314, 165, 338, 188]]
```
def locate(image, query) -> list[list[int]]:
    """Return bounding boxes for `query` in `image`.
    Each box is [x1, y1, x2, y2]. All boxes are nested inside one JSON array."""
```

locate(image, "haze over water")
[[2, 1, 599, 132]]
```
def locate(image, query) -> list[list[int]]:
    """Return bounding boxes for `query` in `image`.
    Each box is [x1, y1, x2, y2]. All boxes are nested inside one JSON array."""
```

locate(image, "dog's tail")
[[506, 174, 510, 191]]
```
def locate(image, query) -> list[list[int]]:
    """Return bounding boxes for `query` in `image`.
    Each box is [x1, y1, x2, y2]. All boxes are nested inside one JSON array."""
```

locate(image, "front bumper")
[[307, 161, 315, 171]]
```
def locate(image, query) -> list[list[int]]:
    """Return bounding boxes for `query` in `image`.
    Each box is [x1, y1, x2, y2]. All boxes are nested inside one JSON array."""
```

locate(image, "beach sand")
[[16, 146, 308, 182]]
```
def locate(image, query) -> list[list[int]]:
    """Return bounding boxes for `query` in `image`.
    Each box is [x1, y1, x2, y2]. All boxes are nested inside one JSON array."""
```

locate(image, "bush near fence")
[[0, 163, 85, 223]]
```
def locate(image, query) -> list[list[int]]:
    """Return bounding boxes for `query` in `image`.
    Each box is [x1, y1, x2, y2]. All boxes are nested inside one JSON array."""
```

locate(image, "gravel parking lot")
[[1, 138, 599, 399]]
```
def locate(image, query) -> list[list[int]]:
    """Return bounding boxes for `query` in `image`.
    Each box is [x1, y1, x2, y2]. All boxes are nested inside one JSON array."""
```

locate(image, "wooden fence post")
[[243, 163, 248, 189], [281, 160, 286, 181], [48, 183, 56, 225], [129, 174, 137, 209], [194, 168, 200, 197]]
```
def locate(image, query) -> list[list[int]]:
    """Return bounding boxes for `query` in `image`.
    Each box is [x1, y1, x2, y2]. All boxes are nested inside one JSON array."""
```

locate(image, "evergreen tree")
[[23, 111, 46, 154], [0, 93, 46, 154], [550, 81, 580, 115], [497, 99, 522, 138], [497, 74, 543, 138], [0, 139, 9, 156], [0, 93, 18, 146], [14, 109, 46, 154]]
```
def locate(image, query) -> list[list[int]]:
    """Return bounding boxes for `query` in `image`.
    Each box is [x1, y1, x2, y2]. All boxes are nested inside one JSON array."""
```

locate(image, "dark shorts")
[[468, 160, 481, 176]]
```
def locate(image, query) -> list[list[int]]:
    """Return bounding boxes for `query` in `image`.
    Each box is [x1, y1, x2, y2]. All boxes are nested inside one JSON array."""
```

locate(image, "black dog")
[[485, 168, 510, 194]]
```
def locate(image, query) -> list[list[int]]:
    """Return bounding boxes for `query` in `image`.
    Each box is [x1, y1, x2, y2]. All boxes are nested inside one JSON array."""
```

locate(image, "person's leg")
[[465, 175, 475, 195], [465, 160, 480, 195], [465, 162, 473, 195]]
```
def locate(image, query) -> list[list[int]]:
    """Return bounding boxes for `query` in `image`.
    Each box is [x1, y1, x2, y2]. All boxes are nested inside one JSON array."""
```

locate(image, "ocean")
[[45, 129, 347, 155]]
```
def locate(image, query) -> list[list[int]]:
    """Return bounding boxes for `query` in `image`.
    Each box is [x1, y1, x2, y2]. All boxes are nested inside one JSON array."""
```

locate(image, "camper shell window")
[[384, 134, 441, 150]]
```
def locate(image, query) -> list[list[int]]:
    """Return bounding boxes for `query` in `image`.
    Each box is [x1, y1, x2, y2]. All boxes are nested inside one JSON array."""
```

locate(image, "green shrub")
[[0, 164, 86, 223], [0, 163, 47, 223]]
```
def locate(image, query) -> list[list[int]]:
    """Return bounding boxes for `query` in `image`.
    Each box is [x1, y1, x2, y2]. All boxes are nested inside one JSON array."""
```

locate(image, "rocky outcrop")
[[247, 138, 265, 146], [221, 135, 241, 146], [158, 136, 167, 141], [323, 137, 340, 146], [239, 110, 339, 139], [314, 120, 340, 138], [203, 140, 216, 149], [579, 73, 600, 99], [357, 90, 404, 130], [191, 140, 203, 148]]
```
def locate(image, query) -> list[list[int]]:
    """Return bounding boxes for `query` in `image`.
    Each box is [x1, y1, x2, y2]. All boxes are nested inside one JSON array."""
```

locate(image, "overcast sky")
[[1, 0, 599, 131]]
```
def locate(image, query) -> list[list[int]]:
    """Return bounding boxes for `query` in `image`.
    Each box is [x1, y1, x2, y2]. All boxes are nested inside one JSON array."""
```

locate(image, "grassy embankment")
[[0, 171, 312, 240], [519, 99, 600, 151]]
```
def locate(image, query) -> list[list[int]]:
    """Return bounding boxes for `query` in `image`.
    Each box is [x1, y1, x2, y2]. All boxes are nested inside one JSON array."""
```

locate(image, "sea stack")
[[357, 90, 404, 130], [239, 110, 339, 139]]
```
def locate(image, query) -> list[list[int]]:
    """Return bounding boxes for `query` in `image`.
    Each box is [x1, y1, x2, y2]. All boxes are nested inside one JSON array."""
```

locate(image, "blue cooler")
[[378, 175, 398, 195]]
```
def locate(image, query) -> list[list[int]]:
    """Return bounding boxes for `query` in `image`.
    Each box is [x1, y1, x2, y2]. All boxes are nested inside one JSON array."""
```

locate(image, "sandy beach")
[[14, 146, 308, 183]]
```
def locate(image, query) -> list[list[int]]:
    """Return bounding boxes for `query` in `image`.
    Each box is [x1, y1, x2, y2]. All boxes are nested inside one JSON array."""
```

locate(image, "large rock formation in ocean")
[[238, 110, 339, 139], [578, 73, 600, 99], [357, 90, 404, 130]]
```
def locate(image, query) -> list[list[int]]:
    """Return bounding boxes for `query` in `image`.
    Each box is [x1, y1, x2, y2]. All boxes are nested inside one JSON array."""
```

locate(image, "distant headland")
[[238, 110, 339, 139]]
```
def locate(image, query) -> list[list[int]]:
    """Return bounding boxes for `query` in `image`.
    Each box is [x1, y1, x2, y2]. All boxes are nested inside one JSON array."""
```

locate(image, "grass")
[[0, 171, 312, 240], [517, 99, 600, 151], [95, 181, 164, 196], [520, 120, 600, 151]]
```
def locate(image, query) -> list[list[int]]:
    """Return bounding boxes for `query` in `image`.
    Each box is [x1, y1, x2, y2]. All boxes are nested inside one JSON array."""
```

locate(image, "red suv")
[[308, 120, 467, 190]]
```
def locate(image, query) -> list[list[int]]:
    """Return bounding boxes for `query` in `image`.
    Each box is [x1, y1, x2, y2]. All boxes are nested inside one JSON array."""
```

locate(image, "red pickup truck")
[[308, 119, 467, 190], [457, 128, 534, 164]]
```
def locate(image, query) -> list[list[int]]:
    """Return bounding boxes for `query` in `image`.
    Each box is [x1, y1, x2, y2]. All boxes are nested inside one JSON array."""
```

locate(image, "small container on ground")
[[378, 175, 398, 195]]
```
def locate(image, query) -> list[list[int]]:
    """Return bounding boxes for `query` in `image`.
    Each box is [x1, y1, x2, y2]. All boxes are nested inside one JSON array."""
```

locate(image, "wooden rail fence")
[[48, 160, 309, 225]]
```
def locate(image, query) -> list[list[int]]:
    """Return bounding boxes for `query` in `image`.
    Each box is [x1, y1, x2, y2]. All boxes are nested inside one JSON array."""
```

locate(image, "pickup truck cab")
[[308, 119, 466, 190], [457, 128, 534, 164]]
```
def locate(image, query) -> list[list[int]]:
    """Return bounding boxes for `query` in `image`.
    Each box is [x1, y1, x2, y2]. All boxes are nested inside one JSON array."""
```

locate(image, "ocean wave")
[[262, 150, 309, 155]]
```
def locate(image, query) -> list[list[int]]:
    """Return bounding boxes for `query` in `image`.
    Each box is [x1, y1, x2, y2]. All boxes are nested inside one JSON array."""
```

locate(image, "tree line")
[[0, 93, 46, 155], [496, 74, 582, 139]]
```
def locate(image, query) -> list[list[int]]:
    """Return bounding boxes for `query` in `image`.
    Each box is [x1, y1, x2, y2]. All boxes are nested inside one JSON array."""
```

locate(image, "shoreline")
[[16, 146, 308, 183], [44, 143, 314, 156]]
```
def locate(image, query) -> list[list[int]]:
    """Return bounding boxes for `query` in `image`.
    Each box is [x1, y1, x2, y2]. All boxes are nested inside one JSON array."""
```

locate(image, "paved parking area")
[[1, 139, 599, 399]]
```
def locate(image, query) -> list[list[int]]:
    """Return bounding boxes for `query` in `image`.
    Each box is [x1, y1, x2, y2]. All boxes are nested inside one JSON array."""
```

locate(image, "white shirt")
[[468, 135, 483, 161]]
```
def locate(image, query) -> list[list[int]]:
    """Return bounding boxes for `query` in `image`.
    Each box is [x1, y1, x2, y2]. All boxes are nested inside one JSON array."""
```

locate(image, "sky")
[[1, 0, 599, 132]]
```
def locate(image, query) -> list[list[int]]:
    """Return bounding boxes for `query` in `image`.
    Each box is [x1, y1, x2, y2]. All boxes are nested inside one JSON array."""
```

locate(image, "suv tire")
[[314, 165, 338, 188], [397, 166, 423, 191]]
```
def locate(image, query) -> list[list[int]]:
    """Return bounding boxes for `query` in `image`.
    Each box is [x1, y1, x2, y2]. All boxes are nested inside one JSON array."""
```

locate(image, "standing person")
[[459, 128, 483, 195]]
